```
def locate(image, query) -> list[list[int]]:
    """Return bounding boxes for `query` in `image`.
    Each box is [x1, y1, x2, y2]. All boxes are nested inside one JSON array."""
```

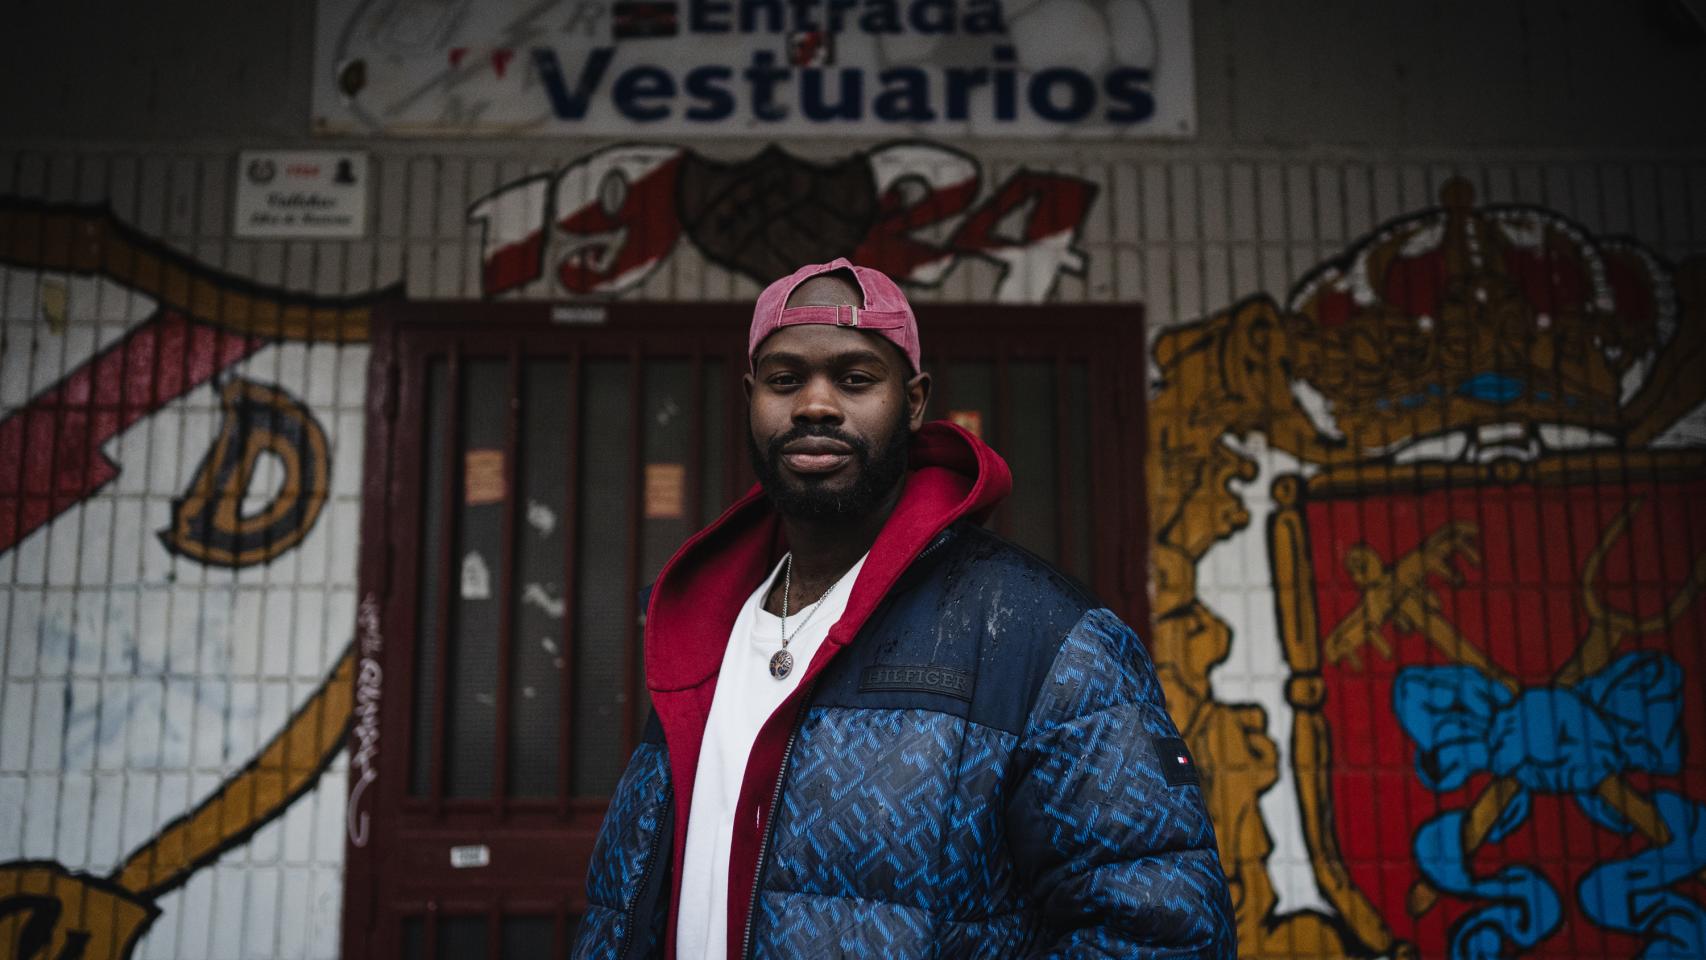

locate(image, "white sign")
[[311, 0, 1193, 139], [233, 151, 369, 238], [449, 844, 492, 869]]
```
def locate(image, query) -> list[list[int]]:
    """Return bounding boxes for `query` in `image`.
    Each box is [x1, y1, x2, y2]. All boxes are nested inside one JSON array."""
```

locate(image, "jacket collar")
[[643, 419, 1011, 693]]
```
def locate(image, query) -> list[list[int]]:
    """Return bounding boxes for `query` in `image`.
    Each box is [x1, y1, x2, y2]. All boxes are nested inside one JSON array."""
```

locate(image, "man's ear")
[[905, 371, 931, 431], [743, 372, 754, 403]]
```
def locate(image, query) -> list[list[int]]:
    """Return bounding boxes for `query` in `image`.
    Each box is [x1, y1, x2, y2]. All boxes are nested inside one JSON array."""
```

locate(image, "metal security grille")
[[341, 300, 1147, 957], [401, 343, 731, 804]]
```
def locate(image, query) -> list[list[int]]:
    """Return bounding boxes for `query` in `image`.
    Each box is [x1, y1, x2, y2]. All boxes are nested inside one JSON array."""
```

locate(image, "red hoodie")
[[642, 420, 1011, 958]]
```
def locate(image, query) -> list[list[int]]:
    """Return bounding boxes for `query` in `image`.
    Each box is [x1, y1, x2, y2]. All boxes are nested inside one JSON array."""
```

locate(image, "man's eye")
[[841, 373, 875, 386], [767, 374, 801, 387]]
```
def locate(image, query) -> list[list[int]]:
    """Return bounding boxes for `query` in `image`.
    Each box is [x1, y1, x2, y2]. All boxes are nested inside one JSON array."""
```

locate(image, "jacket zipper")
[[618, 783, 673, 960], [739, 680, 816, 960], [920, 529, 951, 560]]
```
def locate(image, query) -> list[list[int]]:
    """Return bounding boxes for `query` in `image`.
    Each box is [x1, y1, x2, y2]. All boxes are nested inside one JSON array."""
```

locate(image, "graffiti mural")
[[467, 140, 1098, 302], [1276, 466, 1706, 957], [1151, 179, 1706, 957], [0, 199, 395, 958], [0, 656, 355, 960], [4, 160, 1704, 960]]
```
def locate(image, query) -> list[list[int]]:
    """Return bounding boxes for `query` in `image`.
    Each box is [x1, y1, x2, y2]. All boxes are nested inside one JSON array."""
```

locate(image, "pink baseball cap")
[[748, 258, 922, 373]]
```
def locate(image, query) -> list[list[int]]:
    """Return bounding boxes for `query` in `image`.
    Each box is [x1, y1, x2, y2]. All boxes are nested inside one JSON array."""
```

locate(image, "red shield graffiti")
[[1276, 455, 1706, 957]]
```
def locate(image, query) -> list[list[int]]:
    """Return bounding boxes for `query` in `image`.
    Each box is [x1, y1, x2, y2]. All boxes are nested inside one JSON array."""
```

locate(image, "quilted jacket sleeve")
[[571, 739, 673, 960], [1006, 607, 1236, 958]]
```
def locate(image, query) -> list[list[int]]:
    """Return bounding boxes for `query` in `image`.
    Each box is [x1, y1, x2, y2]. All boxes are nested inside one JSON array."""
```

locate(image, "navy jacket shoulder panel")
[[811, 523, 1101, 736]]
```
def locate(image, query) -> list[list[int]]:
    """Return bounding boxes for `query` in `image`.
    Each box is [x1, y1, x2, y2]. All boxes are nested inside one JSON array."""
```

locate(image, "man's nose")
[[792, 375, 843, 423]]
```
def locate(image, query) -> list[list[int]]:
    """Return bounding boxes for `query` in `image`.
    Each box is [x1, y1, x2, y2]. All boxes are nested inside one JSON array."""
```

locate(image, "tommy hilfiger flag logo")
[[1157, 737, 1199, 786]]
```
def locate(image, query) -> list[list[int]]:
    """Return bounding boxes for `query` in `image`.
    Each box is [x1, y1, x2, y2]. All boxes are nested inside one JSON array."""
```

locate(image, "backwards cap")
[[748, 258, 922, 373]]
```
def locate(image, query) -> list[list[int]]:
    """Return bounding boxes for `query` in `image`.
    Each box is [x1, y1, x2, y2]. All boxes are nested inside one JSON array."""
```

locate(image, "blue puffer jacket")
[[573, 424, 1235, 959]]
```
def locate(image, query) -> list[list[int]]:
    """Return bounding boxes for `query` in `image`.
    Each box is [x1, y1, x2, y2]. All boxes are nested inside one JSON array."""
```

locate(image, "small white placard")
[[449, 844, 491, 869], [234, 150, 368, 238]]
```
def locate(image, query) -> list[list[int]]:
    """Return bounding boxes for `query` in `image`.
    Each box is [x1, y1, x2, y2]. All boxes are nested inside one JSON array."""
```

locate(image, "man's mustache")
[[765, 424, 871, 464]]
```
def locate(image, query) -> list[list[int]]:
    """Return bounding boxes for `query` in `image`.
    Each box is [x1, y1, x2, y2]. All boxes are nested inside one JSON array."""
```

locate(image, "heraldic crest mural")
[[1152, 178, 1706, 958]]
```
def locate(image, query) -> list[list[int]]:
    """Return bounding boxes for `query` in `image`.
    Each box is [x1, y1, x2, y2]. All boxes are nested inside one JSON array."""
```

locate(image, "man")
[[573, 259, 1235, 959]]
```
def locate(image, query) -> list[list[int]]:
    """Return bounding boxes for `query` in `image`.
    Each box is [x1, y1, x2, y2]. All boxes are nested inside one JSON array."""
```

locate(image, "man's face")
[[746, 323, 927, 521]]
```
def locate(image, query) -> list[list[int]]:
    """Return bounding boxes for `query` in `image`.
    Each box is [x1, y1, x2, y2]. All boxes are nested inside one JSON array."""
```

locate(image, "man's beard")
[[748, 410, 911, 522]]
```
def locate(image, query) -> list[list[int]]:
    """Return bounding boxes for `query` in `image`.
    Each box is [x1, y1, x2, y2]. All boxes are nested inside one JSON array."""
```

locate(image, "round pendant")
[[769, 649, 794, 680]]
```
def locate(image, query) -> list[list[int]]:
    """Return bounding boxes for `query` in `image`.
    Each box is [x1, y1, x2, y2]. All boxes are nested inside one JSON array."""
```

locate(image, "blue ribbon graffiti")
[[1394, 651, 1706, 957], [1579, 791, 1706, 960], [1412, 798, 1561, 959]]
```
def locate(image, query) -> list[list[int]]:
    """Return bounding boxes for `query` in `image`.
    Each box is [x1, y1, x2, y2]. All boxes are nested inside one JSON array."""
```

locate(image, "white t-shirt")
[[675, 551, 869, 960]]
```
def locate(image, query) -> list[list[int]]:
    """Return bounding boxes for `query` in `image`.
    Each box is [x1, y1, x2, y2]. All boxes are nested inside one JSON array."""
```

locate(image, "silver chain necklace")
[[769, 553, 849, 680]]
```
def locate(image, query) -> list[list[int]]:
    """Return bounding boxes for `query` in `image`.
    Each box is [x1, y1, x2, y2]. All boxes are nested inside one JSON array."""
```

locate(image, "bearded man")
[[573, 259, 1235, 959]]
